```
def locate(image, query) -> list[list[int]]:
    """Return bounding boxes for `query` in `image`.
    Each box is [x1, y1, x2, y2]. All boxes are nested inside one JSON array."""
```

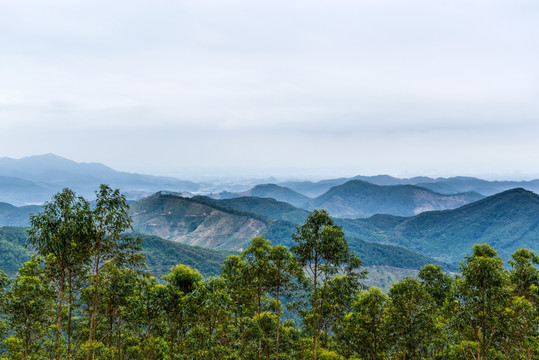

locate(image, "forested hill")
[[130, 192, 273, 250], [199, 195, 310, 224], [129, 192, 450, 270], [0, 227, 229, 278], [341, 188, 539, 264]]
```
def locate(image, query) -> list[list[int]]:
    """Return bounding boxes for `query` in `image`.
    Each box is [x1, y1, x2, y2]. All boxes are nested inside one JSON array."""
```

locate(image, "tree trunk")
[[56, 269, 65, 360], [313, 260, 318, 360], [87, 251, 101, 360], [275, 281, 281, 360], [67, 269, 73, 357]]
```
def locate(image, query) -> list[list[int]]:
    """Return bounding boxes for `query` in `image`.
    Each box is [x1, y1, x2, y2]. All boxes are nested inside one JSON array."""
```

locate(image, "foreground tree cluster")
[[1, 187, 539, 360]]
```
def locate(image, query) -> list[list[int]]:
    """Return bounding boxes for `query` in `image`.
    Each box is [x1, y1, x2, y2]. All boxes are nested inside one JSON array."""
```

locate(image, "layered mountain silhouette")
[[127, 192, 448, 270], [279, 174, 539, 197], [221, 180, 484, 218], [0, 154, 199, 205], [307, 180, 484, 218]]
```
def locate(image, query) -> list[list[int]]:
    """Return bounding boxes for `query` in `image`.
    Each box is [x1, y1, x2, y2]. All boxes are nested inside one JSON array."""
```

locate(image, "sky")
[[1, 0, 539, 181]]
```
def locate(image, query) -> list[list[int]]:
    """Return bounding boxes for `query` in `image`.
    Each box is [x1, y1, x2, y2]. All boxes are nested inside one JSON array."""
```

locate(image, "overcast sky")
[[1, 0, 538, 180]]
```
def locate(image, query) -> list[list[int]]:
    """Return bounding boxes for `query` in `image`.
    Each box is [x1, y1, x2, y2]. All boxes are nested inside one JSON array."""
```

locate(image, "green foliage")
[[3, 187, 539, 360], [139, 234, 230, 278], [449, 244, 514, 359], [337, 287, 388, 360], [210, 196, 310, 224], [2, 256, 56, 359], [291, 209, 364, 360]]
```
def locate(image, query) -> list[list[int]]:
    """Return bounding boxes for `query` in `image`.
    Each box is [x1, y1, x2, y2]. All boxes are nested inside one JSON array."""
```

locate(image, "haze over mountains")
[[0, 154, 199, 205], [1, 153, 539, 288]]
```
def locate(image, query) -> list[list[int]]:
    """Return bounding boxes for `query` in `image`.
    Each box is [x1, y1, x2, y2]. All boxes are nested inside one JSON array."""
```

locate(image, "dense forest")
[[1, 186, 538, 360]]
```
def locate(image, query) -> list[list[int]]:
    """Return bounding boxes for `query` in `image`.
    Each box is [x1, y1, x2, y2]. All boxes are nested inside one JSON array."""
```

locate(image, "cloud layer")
[[1, 1, 538, 179]]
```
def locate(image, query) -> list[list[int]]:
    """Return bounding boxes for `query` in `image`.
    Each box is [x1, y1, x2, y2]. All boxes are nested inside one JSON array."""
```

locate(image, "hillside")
[[0, 202, 42, 227], [308, 180, 483, 218], [0, 226, 229, 278], [130, 192, 272, 250], [200, 196, 310, 224], [129, 192, 446, 271], [342, 188, 539, 264]]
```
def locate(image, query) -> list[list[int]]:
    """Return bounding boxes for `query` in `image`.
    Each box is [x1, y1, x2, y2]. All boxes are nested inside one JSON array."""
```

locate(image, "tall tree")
[[508, 248, 539, 359], [450, 244, 512, 360], [241, 236, 273, 360], [0, 269, 9, 341], [28, 188, 93, 360], [162, 264, 202, 355], [267, 244, 303, 360], [338, 287, 389, 360], [290, 209, 362, 360], [3, 257, 56, 360], [418, 264, 452, 307], [86, 185, 144, 360], [385, 277, 436, 360]]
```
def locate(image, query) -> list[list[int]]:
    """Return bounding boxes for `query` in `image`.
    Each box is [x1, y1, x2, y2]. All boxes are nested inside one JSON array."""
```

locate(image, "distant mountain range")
[[2, 153, 539, 284], [0, 154, 199, 205], [278, 174, 539, 197], [306, 180, 484, 218], [217, 180, 484, 218]]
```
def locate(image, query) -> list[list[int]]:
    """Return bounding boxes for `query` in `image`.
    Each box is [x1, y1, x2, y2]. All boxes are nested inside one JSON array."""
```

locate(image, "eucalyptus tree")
[[86, 185, 144, 360], [183, 277, 236, 360], [338, 287, 389, 360], [509, 248, 539, 303], [0, 270, 8, 342], [449, 244, 512, 360], [161, 264, 202, 355], [418, 264, 454, 357], [508, 248, 539, 359], [418, 264, 452, 307], [2, 257, 56, 360], [28, 188, 93, 359], [241, 236, 275, 360], [385, 277, 436, 360], [290, 209, 363, 360], [267, 244, 304, 360]]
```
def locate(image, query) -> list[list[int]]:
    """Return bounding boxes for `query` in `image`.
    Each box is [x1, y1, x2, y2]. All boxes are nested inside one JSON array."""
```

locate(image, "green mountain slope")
[[130, 193, 444, 271], [342, 188, 539, 264], [0, 227, 32, 277], [309, 180, 484, 218], [0, 202, 42, 227], [138, 233, 231, 278], [0, 226, 229, 278], [200, 196, 310, 224]]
